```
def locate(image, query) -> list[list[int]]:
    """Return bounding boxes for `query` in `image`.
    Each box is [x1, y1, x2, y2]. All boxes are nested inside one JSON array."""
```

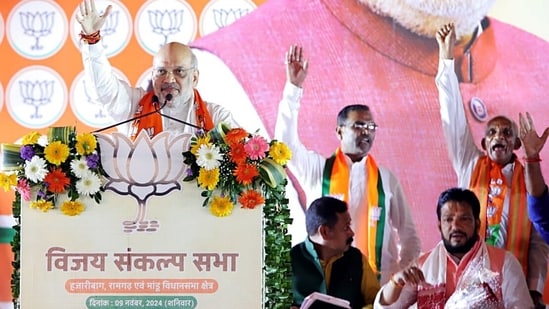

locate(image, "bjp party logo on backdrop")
[[70, 69, 131, 128], [199, 0, 256, 37], [69, 0, 132, 58], [6, 0, 68, 60], [6, 66, 67, 129], [135, 0, 197, 55]]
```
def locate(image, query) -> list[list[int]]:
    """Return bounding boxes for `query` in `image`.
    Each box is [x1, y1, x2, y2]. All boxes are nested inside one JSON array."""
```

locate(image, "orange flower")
[[233, 162, 259, 185], [238, 190, 265, 209], [43, 168, 70, 193], [225, 128, 248, 146], [228, 143, 247, 164]]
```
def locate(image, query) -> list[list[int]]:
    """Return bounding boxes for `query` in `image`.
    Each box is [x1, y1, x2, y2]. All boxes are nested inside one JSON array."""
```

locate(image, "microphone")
[[153, 94, 201, 129], [93, 93, 200, 133]]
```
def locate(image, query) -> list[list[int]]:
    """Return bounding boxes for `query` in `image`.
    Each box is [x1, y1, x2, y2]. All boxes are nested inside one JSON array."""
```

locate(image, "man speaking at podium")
[[76, 0, 238, 138]]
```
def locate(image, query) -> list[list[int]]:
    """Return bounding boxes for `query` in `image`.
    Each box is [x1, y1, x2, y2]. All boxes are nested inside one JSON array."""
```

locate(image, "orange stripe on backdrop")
[[0, 244, 13, 302], [0, 0, 266, 304]]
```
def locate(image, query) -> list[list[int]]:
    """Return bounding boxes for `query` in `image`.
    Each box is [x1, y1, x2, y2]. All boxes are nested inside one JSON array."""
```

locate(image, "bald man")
[[77, 0, 237, 138]]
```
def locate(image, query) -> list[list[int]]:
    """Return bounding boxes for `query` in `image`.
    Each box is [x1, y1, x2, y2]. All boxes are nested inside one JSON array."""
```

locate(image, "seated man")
[[373, 188, 533, 308], [291, 196, 380, 309]]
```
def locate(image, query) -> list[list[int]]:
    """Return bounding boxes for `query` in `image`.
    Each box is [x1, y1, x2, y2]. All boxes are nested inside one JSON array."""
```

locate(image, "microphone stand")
[[93, 94, 202, 133]]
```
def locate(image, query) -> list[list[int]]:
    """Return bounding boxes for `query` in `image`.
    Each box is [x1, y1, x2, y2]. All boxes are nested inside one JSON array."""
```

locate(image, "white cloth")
[[373, 241, 533, 309], [435, 59, 549, 293], [80, 44, 239, 136], [274, 81, 421, 284]]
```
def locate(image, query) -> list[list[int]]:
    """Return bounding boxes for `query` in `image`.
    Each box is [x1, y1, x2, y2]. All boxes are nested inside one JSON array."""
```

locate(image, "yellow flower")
[[60, 200, 85, 216], [21, 132, 41, 145], [209, 195, 234, 217], [0, 173, 17, 192], [190, 135, 211, 155], [75, 133, 97, 155], [30, 200, 54, 212], [269, 141, 292, 165], [44, 141, 70, 165], [197, 168, 219, 190]]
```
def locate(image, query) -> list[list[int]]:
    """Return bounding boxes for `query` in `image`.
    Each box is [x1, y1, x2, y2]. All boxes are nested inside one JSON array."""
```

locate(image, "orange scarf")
[[130, 89, 214, 140], [322, 148, 385, 275], [470, 155, 530, 275]]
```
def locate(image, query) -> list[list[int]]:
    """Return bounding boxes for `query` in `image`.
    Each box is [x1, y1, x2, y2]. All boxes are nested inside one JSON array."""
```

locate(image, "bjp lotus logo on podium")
[[96, 130, 191, 233]]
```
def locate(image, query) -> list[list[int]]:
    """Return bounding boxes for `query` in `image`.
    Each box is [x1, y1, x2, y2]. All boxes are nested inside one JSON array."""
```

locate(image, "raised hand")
[[519, 112, 549, 158], [285, 44, 309, 88], [436, 23, 456, 60], [75, 0, 112, 35]]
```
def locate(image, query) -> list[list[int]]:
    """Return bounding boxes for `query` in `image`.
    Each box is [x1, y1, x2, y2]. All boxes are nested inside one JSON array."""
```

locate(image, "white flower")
[[70, 157, 90, 178], [196, 144, 222, 170], [75, 172, 102, 195], [24, 156, 48, 182], [37, 135, 49, 147]]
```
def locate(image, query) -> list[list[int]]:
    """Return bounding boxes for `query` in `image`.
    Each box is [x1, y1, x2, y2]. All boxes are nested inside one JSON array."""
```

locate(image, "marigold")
[[44, 168, 71, 193], [238, 190, 265, 209], [198, 168, 220, 190], [44, 141, 70, 166], [21, 131, 41, 145], [210, 195, 234, 217], [30, 200, 54, 212], [60, 200, 85, 216], [233, 162, 259, 185], [269, 141, 292, 165], [75, 133, 97, 155], [225, 128, 248, 146]]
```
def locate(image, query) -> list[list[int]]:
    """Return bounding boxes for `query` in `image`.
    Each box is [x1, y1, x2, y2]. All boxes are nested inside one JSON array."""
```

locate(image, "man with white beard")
[[190, 0, 549, 305], [76, 0, 238, 138]]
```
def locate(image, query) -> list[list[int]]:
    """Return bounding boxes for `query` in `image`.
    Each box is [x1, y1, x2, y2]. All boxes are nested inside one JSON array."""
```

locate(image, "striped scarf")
[[130, 89, 214, 140], [322, 148, 385, 275]]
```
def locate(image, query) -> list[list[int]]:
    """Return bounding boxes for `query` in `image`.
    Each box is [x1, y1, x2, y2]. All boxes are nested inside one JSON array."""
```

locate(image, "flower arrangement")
[[182, 123, 292, 217], [0, 126, 104, 216]]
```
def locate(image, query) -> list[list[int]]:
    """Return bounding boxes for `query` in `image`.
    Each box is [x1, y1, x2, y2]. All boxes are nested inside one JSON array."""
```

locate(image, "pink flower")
[[244, 136, 269, 160], [16, 178, 32, 201]]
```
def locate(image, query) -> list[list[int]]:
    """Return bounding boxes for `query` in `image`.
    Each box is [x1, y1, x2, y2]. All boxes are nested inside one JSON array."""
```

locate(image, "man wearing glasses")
[[76, 0, 238, 139], [275, 45, 421, 285]]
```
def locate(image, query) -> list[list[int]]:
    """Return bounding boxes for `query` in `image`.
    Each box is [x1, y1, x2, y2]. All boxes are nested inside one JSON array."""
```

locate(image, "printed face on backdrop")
[[337, 110, 377, 159], [360, 0, 497, 38], [481, 116, 520, 166], [151, 42, 198, 108], [439, 201, 480, 255]]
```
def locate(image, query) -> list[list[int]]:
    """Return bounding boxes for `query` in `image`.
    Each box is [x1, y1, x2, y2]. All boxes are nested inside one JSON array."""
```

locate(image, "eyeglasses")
[[152, 66, 196, 79], [346, 122, 378, 132]]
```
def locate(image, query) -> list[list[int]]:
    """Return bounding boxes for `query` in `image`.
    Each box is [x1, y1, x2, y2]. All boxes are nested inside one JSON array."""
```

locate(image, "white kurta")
[[80, 44, 238, 136], [275, 82, 421, 284], [436, 59, 548, 293]]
